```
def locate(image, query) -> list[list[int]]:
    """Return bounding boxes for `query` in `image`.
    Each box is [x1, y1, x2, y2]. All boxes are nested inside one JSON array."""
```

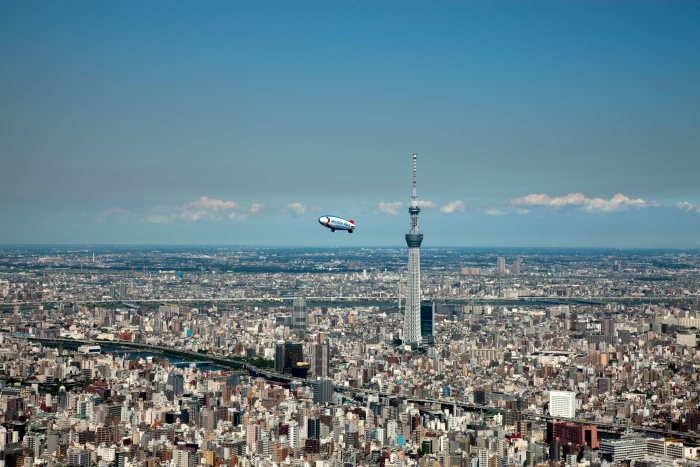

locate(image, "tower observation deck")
[[404, 153, 423, 346]]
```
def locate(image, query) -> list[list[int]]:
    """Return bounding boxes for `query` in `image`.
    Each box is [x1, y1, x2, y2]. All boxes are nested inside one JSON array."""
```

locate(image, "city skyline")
[[1, 2, 699, 461], [1, 1, 699, 247]]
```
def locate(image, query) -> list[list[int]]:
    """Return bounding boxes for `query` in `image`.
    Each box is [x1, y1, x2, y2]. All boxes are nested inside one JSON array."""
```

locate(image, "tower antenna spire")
[[411, 153, 418, 206]]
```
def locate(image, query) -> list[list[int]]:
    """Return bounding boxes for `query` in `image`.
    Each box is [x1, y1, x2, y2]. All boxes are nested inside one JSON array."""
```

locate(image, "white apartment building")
[[549, 390, 576, 418]]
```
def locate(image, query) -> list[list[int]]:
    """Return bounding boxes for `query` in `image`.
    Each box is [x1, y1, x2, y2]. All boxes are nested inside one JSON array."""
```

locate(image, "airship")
[[318, 215, 355, 233]]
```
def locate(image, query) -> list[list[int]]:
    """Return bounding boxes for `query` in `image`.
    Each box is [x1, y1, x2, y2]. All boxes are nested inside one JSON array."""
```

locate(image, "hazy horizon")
[[2, 243, 698, 252]]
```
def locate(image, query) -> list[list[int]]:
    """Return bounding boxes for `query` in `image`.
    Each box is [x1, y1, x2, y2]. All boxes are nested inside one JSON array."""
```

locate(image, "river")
[[100, 346, 227, 372]]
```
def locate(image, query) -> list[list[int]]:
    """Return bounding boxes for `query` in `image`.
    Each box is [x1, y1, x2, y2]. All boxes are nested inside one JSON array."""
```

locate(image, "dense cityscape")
[[0, 244, 698, 467], [2, 1, 698, 467]]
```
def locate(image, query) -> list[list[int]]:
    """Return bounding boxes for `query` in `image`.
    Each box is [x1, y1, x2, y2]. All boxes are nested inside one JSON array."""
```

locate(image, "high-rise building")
[[345, 430, 359, 449], [497, 257, 506, 274], [307, 418, 321, 440], [474, 389, 490, 405], [420, 301, 434, 344], [478, 449, 490, 467], [404, 154, 423, 346], [311, 342, 329, 377], [58, 385, 68, 409], [6, 398, 25, 422], [602, 317, 615, 336], [549, 438, 561, 461], [274, 342, 303, 375], [246, 423, 260, 453], [292, 297, 307, 339], [25, 433, 40, 458], [226, 373, 242, 388], [167, 373, 185, 396], [513, 258, 522, 274], [549, 390, 576, 418], [312, 379, 334, 405]]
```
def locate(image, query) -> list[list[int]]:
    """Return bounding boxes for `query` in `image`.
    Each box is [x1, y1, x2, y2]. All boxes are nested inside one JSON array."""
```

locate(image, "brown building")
[[552, 421, 599, 449]]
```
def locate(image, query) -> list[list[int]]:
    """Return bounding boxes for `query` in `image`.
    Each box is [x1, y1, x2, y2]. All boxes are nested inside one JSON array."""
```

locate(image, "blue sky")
[[1, 0, 699, 247]]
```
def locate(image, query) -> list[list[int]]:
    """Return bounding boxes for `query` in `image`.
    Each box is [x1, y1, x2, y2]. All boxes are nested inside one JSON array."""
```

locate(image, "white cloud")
[[677, 201, 700, 213], [179, 197, 240, 221], [510, 193, 587, 207], [418, 200, 437, 209], [145, 196, 261, 223], [482, 207, 529, 216], [376, 202, 403, 215], [440, 200, 466, 214], [286, 202, 308, 216], [483, 207, 507, 216], [582, 193, 647, 212], [250, 203, 266, 213], [508, 192, 647, 213]]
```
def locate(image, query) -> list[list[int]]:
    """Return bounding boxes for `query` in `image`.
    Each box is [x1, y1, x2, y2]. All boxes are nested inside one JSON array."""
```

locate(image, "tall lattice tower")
[[404, 153, 423, 345]]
